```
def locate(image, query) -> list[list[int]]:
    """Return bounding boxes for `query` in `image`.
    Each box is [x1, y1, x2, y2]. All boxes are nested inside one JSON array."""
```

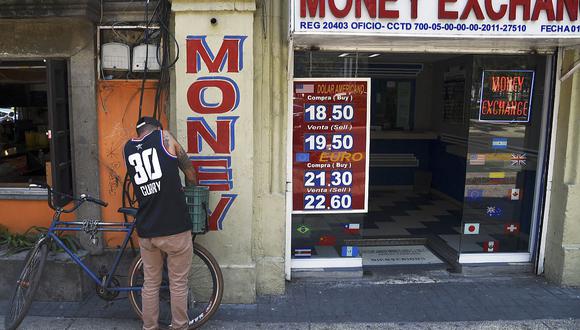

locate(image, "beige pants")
[[139, 230, 193, 330]]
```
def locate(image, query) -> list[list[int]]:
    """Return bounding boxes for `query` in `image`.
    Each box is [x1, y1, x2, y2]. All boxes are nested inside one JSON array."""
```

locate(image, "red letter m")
[[301, 0, 325, 17], [186, 35, 247, 73]]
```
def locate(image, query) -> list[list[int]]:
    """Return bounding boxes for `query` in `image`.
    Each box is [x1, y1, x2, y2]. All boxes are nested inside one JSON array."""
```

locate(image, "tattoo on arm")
[[163, 130, 197, 186], [176, 145, 197, 186], [163, 131, 171, 152]]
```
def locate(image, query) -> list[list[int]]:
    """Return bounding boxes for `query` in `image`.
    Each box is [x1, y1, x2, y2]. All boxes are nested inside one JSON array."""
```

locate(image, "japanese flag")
[[464, 223, 480, 235]]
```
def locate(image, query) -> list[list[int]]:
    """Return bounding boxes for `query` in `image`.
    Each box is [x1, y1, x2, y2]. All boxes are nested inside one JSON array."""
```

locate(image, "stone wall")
[[544, 48, 580, 286]]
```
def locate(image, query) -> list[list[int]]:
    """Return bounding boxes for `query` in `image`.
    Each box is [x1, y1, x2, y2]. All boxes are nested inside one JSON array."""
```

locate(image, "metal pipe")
[[560, 59, 580, 82]]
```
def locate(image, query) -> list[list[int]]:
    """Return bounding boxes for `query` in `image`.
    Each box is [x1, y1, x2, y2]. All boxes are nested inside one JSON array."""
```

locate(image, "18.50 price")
[[304, 194, 352, 210], [304, 104, 354, 122]]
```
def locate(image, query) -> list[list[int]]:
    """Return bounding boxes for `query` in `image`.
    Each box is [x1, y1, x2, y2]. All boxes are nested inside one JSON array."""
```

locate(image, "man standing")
[[124, 116, 197, 330]]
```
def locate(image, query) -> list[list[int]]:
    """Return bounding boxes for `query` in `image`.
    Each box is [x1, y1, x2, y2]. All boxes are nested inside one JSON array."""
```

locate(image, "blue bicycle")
[[4, 182, 223, 330]]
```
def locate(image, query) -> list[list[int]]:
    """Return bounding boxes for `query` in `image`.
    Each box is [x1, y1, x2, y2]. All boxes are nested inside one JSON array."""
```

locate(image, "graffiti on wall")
[[185, 35, 247, 230]]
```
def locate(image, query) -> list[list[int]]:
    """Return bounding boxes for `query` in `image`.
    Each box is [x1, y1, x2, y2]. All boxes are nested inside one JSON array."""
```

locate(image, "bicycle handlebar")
[[29, 180, 108, 211], [82, 194, 109, 207]]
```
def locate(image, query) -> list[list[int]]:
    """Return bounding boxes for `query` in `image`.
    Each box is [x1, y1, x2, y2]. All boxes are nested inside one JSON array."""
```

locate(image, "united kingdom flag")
[[511, 153, 527, 167]]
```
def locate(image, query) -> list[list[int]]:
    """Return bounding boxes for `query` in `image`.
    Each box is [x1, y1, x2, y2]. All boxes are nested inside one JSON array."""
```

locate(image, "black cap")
[[136, 116, 162, 132]]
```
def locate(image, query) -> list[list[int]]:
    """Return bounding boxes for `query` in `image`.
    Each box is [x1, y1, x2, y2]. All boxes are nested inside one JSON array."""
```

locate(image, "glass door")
[[459, 55, 549, 263]]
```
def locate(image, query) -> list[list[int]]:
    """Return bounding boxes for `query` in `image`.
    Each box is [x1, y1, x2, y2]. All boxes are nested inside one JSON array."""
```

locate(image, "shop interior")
[[292, 51, 547, 268], [0, 61, 50, 187]]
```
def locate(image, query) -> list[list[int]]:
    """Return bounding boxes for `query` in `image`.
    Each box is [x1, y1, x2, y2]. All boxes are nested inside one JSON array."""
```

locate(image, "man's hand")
[[162, 130, 197, 186]]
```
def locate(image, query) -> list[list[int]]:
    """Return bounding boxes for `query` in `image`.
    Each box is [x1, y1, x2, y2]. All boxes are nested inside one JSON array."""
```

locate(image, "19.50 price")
[[304, 134, 354, 151]]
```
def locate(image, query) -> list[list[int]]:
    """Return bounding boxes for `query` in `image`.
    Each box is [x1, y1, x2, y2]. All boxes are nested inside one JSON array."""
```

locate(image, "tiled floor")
[[292, 188, 531, 259], [292, 189, 465, 258]]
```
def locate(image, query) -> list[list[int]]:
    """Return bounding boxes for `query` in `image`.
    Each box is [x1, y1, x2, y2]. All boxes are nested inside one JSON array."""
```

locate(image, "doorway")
[[290, 51, 552, 270]]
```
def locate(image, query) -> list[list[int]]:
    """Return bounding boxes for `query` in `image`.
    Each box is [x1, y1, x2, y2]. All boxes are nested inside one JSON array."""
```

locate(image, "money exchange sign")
[[292, 79, 370, 214], [479, 70, 535, 123]]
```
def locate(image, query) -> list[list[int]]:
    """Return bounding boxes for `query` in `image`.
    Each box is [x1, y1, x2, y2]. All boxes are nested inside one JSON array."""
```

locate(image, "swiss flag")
[[483, 240, 500, 252], [504, 223, 520, 235], [318, 235, 337, 246]]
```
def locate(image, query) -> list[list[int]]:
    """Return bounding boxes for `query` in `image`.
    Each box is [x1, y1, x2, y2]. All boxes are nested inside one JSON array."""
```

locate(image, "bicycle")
[[4, 182, 223, 330]]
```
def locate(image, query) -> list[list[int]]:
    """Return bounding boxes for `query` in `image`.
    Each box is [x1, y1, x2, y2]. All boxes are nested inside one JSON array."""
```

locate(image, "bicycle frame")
[[46, 209, 140, 293]]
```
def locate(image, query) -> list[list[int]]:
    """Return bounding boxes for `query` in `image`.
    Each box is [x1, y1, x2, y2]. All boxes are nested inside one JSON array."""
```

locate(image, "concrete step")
[[0, 249, 136, 301]]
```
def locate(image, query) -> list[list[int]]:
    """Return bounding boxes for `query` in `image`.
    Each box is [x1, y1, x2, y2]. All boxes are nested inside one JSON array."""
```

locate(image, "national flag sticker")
[[341, 246, 359, 257], [466, 189, 483, 201], [483, 241, 500, 252], [486, 206, 503, 217], [469, 154, 486, 166], [489, 172, 506, 179], [504, 223, 521, 235], [509, 188, 521, 200], [296, 224, 311, 235], [343, 223, 361, 235], [492, 138, 508, 149], [511, 153, 527, 167], [294, 248, 312, 258], [295, 83, 315, 94], [318, 235, 336, 246], [464, 223, 480, 235], [295, 152, 310, 163]]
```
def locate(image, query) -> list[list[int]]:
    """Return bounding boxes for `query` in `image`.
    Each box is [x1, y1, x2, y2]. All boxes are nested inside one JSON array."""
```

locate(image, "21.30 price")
[[304, 134, 353, 151], [304, 171, 353, 187], [304, 104, 354, 122], [303, 194, 353, 210]]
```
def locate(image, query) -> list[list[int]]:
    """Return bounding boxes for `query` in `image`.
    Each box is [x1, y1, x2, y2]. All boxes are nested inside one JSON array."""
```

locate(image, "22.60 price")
[[304, 194, 352, 210]]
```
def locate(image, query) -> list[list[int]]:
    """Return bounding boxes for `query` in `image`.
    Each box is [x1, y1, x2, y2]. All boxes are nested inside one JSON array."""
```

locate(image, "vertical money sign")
[[185, 35, 247, 230]]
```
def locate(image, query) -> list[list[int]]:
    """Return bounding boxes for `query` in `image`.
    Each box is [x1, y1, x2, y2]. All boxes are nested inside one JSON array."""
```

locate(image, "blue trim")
[[215, 194, 237, 230], [197, 76, 240, 111]]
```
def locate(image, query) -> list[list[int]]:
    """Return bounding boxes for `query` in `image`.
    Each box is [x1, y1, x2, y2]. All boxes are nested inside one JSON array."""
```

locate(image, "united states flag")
[[296, 83, 314, 94]]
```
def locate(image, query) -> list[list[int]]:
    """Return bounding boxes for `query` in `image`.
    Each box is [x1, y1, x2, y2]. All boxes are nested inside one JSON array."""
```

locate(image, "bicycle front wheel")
[[4, 238, 49, 330], [128, 242, 224, 329]]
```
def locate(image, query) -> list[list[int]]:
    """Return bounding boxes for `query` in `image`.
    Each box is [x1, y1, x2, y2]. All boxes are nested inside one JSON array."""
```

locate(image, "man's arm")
[[162, 130, 197, 186]]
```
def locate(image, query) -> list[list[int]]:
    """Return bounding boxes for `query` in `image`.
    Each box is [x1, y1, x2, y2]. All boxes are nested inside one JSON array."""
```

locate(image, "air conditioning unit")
[[132, 44, 161, 72], [101, 42, 130, 71]]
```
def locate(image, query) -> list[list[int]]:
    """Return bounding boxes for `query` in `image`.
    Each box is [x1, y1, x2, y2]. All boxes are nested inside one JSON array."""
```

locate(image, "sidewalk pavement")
[[1, 269, 580, 329]]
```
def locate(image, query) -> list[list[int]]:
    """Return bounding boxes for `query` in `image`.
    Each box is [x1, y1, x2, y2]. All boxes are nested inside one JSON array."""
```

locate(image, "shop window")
[[0, 60, 73, 204], [295, 51, 425, 131], [372, 79, 415, 131]]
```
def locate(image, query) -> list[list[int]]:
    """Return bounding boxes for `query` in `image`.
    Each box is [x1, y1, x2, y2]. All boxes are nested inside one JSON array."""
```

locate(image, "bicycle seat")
[[118, 207, 138, 217]]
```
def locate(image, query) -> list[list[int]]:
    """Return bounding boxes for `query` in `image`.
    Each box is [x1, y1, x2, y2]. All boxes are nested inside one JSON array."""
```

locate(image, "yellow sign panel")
[[489, 172, 506, 179]]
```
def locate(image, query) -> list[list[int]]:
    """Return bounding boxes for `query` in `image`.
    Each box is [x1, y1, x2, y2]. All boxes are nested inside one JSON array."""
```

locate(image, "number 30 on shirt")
[[128, 148, 163, 185]]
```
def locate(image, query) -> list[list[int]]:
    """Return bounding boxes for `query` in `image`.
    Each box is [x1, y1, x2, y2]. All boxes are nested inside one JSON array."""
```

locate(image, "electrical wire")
[[124, 0, 180, 245], [137, 0, 151, 119]]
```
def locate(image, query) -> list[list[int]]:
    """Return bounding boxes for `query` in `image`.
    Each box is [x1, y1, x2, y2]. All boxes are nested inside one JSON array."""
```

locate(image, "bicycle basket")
[[184, 186, 209, 234]]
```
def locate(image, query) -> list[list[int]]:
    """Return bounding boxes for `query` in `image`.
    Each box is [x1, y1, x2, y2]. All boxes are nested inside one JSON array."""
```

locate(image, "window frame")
[[0, 58, 74, 201]]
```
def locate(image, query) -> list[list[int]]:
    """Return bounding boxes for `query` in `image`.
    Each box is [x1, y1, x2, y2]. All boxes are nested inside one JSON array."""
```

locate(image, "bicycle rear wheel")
[[4, 238, 49, 330], [128, 242, 224, 329]]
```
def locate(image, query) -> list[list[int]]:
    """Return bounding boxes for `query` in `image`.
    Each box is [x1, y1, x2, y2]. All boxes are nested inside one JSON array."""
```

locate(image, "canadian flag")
[[504, 223, 520, 235], [483, 241, 500, 252], [509, 189, 521, 201]]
